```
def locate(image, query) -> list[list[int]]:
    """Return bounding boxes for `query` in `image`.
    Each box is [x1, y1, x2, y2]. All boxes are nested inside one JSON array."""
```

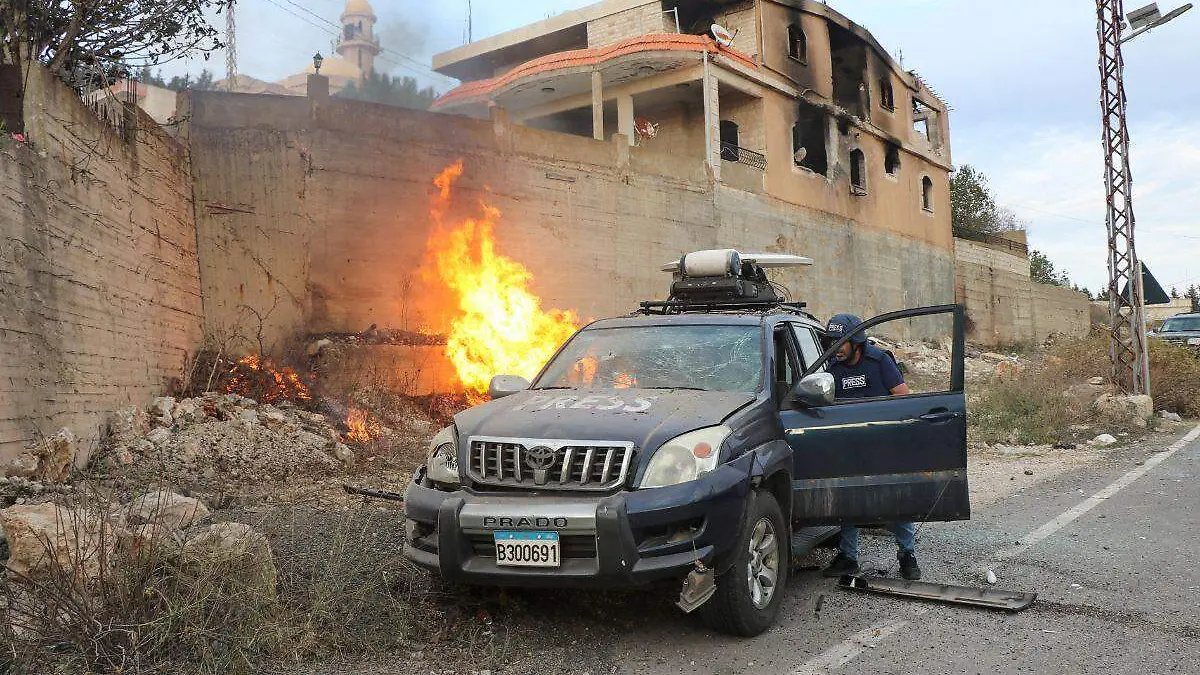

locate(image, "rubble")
[[0, 502, 115, 583], [1160, 410, 1184, 423], [1090, 434, 1118, 447], [180, 522, 278, 595], [1, 428, 76, 483], [128, 490, 210, 530], [1095, 394, 1154, 427], [99, 392, 352, 492]]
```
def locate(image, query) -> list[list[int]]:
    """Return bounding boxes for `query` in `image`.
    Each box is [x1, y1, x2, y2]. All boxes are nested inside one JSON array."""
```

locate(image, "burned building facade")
[[431, 0, 952, 252]]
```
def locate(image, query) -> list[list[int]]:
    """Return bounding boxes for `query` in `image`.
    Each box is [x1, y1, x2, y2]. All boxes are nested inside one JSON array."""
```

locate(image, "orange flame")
[[427, 161, 579, 395], [344, 406, 381, 444], [224, 354, 312, 404]]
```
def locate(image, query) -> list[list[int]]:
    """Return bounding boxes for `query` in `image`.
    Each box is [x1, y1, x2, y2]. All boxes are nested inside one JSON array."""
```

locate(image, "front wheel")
[[699, 490, 789, 636]]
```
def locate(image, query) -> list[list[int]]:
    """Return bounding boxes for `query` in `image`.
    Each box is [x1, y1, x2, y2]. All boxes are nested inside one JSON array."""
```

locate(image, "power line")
[[1007, 202, 1200, 240]]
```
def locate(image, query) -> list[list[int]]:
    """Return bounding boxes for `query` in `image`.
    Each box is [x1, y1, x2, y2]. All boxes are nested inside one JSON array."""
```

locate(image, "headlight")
[[638, 426, 732, 489], [427, 425, 460, 485], [1188, 337, 1200, 347]]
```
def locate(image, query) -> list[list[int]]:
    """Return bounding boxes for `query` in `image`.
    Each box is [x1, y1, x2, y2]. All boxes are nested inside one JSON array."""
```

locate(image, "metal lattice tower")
[[226, 0, 237, 92], [1096, 0, 1150, 395]]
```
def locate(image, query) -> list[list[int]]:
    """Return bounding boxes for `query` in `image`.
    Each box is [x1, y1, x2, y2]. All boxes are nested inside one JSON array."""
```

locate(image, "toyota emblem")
[[524, 446, 557, 472]]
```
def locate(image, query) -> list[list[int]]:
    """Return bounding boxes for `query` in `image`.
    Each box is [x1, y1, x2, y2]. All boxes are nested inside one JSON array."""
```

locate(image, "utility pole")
[[226, 0, 237, 92], [1095, 1, 1191, 395]]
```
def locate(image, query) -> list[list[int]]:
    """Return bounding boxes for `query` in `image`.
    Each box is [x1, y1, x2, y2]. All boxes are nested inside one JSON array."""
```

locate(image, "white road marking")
[[791, 423, 1200, 675], [792, 615, 920, 675], [992, 423, 1200, 562]]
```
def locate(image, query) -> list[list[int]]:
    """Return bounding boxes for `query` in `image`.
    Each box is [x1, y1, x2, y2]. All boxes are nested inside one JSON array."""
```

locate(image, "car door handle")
[[919, 411, 961, 423]]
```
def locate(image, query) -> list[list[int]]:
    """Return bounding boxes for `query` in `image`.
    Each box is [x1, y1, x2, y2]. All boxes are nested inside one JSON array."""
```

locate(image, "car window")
[[772, 326, 802, 400], [1162, 317, 1200, 332], [790, 324, 825, 371], [534, 325, 763, 393], [821, 311, 957, 402]]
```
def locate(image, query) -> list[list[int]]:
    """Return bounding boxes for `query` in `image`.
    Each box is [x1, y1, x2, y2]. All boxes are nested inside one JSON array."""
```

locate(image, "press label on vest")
[[842, 374, 868, 389]]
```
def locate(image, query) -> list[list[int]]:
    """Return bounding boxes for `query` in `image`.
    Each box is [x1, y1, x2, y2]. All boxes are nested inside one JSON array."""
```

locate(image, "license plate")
[[494, 531, 561, 568]]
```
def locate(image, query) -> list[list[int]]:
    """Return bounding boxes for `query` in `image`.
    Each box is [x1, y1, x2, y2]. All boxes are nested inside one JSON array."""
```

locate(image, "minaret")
[[338, 0, 381, 78]]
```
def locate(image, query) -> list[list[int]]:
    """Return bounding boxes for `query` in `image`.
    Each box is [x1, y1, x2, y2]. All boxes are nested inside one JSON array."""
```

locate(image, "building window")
[[788, 25, 807, 64], [720, 120, 740, 161], [879, 77, 895, 112], [792, 101, 828, 175], [885, 143, 901, 176], [921, 176, 934, 211], [850, 149, 867, 194]]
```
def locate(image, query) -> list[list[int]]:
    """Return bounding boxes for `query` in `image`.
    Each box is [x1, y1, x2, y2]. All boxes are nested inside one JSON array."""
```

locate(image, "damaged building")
[[431, 0, 951, 229]]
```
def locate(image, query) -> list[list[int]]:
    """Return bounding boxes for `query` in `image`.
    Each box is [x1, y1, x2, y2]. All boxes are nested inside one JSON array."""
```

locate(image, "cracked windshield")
[[536, 325, 762, 393]]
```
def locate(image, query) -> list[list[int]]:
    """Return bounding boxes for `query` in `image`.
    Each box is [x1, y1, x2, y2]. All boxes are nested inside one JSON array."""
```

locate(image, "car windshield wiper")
[[531, 386, 574, 390], [641, 386, 707, 391]]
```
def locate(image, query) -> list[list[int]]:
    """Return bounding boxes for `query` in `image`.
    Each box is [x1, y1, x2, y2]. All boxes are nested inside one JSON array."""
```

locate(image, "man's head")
[[826, 313, 867, 362]]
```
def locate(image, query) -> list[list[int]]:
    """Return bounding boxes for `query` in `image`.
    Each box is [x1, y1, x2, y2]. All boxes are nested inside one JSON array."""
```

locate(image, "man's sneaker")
[[898, 551, 921, 581], [822, 553, 860, 578]]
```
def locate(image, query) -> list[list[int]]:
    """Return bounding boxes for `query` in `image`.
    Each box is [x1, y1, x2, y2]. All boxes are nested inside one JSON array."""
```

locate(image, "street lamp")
[[1122, 2, 1192, 42], [313, 52, 324, 74], [1096, 1, 1192, 396]]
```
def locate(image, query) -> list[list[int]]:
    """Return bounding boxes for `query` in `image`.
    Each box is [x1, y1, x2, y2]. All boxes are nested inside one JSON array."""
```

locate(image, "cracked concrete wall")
[[0, 67, 202, 464], [183, 92, 954, 361]]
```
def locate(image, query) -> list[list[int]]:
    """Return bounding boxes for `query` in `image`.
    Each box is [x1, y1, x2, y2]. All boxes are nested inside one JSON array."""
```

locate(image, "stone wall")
[[954, 238, 1089, 346], [0, 67, 202, 464], [587, 2, 669, 48], [182, 91, 955, 364]]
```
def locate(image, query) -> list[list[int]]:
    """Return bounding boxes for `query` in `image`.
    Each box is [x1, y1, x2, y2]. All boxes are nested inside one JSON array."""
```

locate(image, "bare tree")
[[1, 0, 224, 89]]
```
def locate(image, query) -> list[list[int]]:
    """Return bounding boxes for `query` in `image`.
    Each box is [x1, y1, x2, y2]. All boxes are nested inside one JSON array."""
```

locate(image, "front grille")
[[468, 436, 634, 491], [467, 534, 597, 559]]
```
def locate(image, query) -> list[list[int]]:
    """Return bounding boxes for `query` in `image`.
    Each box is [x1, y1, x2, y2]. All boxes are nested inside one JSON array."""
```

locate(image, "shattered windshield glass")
[[1161, 317, 1200, 332], [535, 325, 763, 393]]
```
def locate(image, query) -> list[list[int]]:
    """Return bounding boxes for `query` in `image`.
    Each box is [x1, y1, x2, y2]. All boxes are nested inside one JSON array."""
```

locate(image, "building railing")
[[720, 142, 766, 171], [953, 228, 1029, 256]]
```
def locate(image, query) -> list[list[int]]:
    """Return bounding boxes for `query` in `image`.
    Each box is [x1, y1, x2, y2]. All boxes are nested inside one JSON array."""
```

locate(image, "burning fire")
[[344, 406, 382, 444], [427, 161, 579, 395], [224, 354, 312, 404]]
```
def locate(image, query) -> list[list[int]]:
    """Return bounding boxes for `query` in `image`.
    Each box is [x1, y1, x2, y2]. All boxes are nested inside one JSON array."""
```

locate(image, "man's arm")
[[879, 351, 909, 396]]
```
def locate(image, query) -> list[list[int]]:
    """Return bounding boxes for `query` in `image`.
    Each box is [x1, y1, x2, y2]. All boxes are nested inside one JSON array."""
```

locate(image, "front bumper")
[[402, 458, 752, 587]]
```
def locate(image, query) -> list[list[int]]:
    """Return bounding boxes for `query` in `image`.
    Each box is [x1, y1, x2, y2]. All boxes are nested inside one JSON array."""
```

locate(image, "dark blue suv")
[[403, 251, 970, 636]]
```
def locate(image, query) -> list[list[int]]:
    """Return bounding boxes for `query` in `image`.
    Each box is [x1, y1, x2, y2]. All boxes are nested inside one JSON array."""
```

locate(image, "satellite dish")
[[710, 23, 737, 48]]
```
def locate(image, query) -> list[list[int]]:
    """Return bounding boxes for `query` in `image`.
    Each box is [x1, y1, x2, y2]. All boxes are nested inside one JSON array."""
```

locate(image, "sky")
[[159, 0, 1200, 297]]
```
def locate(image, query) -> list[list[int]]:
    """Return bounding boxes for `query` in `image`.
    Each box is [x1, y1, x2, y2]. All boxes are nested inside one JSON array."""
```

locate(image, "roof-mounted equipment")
[[641, 249, 813, 314]]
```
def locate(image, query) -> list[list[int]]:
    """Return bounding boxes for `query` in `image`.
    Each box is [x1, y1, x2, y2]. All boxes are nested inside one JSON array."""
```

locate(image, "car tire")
[[699, 489, 789, 637]]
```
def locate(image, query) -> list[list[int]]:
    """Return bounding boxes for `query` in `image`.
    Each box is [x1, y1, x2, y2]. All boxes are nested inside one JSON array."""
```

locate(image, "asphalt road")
[[608, 423, 1200, 675]]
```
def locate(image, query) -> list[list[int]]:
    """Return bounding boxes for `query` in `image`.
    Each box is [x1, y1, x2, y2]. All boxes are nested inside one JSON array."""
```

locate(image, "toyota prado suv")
[[402, 250, 970, 636]]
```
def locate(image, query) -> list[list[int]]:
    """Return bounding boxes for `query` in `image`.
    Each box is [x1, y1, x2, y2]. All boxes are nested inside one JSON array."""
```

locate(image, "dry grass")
[[0, 491, 282, 674], [970, 333, 1200, 445]]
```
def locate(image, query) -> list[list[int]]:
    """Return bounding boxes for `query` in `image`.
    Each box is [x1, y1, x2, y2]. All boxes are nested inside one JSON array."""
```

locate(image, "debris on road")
[[1091, 433, 1118, 446], [838, 575, 1036, 612]]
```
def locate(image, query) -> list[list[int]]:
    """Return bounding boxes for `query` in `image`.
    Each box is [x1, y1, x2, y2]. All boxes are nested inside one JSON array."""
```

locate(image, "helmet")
[[826, 313, 868, 344]]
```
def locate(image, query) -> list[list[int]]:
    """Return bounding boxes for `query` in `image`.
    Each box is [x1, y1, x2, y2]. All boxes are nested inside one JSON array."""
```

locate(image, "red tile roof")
[[433, 33, 758, 109]]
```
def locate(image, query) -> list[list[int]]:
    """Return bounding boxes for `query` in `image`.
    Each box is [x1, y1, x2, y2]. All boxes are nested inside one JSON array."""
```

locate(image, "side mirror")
[[487, 375, 530, 399], [791, 373, 835, 407]]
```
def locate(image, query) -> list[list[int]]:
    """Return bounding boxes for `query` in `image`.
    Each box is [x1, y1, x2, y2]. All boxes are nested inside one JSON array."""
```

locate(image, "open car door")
[[781, 305, 969, 526]]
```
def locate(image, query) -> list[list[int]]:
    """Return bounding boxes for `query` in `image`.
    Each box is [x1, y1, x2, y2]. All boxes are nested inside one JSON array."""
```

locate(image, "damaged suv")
[[402, 250, 970, 636]]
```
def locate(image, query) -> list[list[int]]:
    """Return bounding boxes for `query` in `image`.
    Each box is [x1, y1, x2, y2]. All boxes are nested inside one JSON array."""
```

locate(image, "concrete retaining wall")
[[954, 238, 1089, 346], [0, 67, 202, 464], [182, 91, 955, 355]]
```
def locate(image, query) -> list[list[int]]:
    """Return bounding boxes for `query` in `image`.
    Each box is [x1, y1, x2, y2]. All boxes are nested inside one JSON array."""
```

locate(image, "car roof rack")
[[636, 299, 817, 321], [635, 249, 817, 321]]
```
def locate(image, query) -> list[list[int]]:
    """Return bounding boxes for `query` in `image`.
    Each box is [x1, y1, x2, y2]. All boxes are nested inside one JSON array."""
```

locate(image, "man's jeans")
[[837, 523, 916, 560]]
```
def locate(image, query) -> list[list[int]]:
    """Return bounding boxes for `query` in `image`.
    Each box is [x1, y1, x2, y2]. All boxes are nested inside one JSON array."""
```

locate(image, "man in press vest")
[[820, 313, 921, 581]]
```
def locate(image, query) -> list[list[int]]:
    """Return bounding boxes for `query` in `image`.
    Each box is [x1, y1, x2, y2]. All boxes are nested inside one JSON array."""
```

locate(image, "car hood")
[[452, 388, 756, 453]]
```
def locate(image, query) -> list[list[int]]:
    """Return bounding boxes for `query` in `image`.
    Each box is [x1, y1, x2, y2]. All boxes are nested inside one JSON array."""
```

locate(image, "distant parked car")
[[1150, 312, 1200, 351]]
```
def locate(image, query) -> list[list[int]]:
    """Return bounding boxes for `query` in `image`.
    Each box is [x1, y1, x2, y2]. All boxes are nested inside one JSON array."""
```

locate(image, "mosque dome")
[[343, 0, 375, 18]]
